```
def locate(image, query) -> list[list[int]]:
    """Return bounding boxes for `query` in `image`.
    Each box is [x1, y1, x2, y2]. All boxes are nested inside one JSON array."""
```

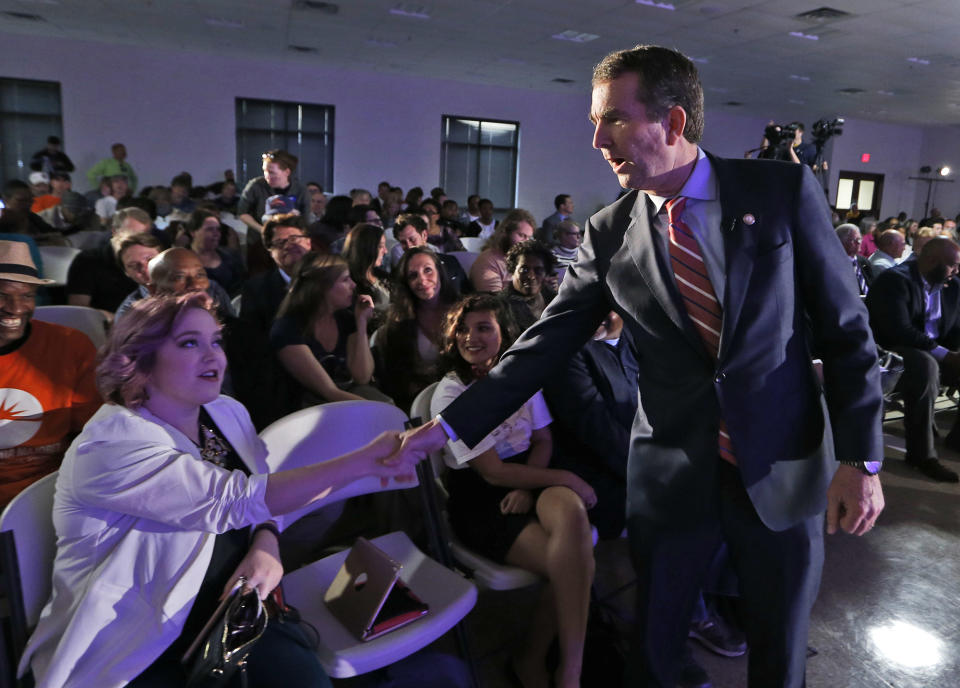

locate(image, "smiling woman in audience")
[[19, 293, 417, 688], [430, 293, 596, 688], [375, 246, 459, 411], [270, 252, 390, 405]]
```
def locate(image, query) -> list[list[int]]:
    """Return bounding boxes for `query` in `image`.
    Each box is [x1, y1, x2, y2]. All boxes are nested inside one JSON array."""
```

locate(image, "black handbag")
[[182, 578, 270, 688]]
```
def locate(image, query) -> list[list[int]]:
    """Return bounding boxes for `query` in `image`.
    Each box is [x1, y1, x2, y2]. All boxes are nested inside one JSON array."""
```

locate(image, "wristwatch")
[[838, 460, 882, 475]]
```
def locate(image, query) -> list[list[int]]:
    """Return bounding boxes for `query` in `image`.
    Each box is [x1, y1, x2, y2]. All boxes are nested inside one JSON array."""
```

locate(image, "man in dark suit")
[[866, 237, 960, 482], [400, 45, 884, 688], [239, 214, 310, 333], [538, 193, 574, 243], [542, 311, 638, 540], [836, 223, 874, 295]]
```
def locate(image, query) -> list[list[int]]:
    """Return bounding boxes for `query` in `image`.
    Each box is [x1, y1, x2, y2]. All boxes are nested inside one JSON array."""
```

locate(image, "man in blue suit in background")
[[402, 45, 885, 688]]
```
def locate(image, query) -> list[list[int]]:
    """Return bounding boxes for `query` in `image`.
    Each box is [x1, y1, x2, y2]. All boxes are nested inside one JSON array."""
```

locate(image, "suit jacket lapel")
[[713, 156, 759, 362], [623, 192, 704, 352]]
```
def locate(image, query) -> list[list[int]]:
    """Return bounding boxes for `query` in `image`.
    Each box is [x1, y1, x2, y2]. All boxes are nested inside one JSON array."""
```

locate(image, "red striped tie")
[[666, 197, 736, 465]]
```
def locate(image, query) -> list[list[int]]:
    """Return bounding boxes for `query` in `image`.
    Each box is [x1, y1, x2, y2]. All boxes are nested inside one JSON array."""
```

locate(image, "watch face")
[[864, 460, 883, 475]]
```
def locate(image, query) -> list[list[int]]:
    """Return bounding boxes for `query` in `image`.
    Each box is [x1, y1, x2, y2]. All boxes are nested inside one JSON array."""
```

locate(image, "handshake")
[[372, 420, 450, 486]]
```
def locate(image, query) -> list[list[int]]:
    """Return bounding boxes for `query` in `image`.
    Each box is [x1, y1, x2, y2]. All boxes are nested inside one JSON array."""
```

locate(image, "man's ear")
[[666, 105, 688, 145]]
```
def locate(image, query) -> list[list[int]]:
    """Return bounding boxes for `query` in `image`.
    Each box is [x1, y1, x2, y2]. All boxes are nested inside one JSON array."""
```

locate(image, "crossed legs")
[[505, 486, 595, 688]]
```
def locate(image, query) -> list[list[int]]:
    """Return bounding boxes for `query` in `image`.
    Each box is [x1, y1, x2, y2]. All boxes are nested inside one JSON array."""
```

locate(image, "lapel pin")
[[742, 213, 756, 226]]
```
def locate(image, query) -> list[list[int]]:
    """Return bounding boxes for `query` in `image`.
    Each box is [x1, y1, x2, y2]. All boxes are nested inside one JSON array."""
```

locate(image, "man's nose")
[[592, 122, 606, 150]]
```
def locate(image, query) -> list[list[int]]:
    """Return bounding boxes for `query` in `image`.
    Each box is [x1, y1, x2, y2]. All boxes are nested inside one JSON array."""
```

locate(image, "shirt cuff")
[[930, 345, 948, 361], [435, 414, 458, 442]]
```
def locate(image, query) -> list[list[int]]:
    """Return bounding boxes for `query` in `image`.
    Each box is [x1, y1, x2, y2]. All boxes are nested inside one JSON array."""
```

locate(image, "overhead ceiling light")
[[788, 99, 806, 105], [939, 166, 951, 176], [0, 10, 46, 21], [789, 31, 819, 41], [204, 17, 245, 28], [552, 30, 599, 43], [296, 0, 339, 13], [365, 38, 397, 47], [907, 57, 931, 65], [390, 3, 430, 19], [877, 90, 895, 96], [794, 7, 851, 21], [789, 74, 811, 81], [635, 0, 676, 10]]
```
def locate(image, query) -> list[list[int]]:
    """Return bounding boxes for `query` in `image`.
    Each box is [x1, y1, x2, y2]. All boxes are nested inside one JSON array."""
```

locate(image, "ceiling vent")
[[289, 45, 319, 53], [296, 1, 339, 13], [0, 11, 45, 21], [837, 87, 865, 94], [794, 7, 851, 21], [552, 78, 575, 84], [724, 101, 743, 107]]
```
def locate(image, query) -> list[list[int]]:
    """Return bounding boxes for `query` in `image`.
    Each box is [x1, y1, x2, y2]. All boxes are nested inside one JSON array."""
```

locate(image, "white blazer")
[[21, 396, 275, 688]]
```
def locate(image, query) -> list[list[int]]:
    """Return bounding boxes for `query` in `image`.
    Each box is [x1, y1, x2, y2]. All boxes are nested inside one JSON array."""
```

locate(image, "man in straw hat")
[[0, 239, 100, 507]]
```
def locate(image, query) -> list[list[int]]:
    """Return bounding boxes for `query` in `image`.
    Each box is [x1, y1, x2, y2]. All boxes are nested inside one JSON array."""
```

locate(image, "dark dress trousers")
[[440, 155, 883, 687], [866, 260, 960, 461]]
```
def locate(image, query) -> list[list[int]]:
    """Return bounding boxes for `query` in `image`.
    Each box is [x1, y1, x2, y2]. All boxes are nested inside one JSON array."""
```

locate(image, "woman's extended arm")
[[525, 425, 553, 469], [276, 344, 364, 402], [264, 431, 415, 515]]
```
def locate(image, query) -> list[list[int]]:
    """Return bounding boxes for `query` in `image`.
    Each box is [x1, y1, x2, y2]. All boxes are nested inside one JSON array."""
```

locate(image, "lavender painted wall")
[[2, 31, 958, 223]]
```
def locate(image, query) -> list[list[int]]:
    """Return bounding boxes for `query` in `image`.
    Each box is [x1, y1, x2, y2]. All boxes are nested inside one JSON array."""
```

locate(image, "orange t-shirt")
[[30, 194, 61, 214], [0, 320, 100, 506]]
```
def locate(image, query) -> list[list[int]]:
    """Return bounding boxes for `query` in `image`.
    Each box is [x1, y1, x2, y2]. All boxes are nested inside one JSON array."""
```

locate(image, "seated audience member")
[[0, 240, 99, 508], [169, 173, 196, 214], [188, 208, 245, 296], [912, 227, 939, 258], [28, 172, 60, 214], [19, 292, 420, 687], [375, 247, 459, 411], [439, 199, 467, 237], [241, 214, 310, 333], [147, 247, 235, 318], [85, 142, 137, 193], [66, 207, 155, 319], [858, 217, 879, 257], [466, 198, 497, 239], [835, 223, 873, 295], [421, 198, 464, 253], [1, 180, 61, 243], [430, 294, 595, 688], [213, 178, 239, 214], [463, 194, 481, 225], [29, 135, 74, 175], [539, 194, 574, 243], [542, 311, 637, 540], [308, 194, 352, 252], [113, 233, 164, 321], [342, 223, 390, 325], [470, 209, 537, 293], [404, 186, 424, 210], [868, 229, 906, 274], [501, 240, 558, 333], [866, 237, 960, 482], [350, 188, 372, 207], [388, 213, 469, 294], [39, 190, 99, 234], [306, 184, 327, 224], [552, 220, 582, 275], [270, 252, 389, 405], [94, 174, 131, 225]]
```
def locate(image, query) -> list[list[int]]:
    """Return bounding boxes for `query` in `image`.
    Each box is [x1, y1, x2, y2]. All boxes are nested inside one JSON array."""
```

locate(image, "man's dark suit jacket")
[[865, 260, 960, 352], [442, 155, 883, 532], [239, 268, 288, 334], [543, 329, 639, 539], [856, 254, 874, 293]]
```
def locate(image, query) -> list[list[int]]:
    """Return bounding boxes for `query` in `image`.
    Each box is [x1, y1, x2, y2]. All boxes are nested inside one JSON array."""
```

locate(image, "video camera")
[[759, 122, 800, 161], [812, 118, 844, 145]]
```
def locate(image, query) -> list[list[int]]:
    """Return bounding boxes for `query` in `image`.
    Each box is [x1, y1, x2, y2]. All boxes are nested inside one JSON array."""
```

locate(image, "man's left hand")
[[826, 465, 884, 536]]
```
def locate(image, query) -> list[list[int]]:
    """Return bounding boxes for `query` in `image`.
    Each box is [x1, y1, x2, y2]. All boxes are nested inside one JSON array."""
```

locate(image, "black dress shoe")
[[909, 459, 960, 483]]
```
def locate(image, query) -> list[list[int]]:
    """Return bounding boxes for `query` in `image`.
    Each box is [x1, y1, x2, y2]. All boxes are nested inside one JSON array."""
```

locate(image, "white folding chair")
[[37, 246, 80, 286], [449, 251, 480, 277], [459, 237, 485, 253], [32, 305, 108, 349], [259, 401, 478, 680], [0, 470, 59, 679], [410, 383, 540, 590]]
